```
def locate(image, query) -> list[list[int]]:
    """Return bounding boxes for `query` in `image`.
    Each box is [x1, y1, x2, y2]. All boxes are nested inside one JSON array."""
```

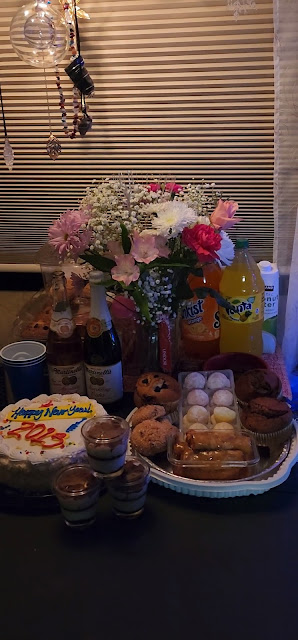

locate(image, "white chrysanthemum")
[[196, 215, 210, 226], [149, 201, 197, 238], [216, 231, 235, 265]]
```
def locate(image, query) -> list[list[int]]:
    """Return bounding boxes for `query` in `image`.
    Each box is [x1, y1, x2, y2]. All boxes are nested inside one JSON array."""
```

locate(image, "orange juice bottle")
[[219, 239, 264, 355], [180, 262, 221, 360]]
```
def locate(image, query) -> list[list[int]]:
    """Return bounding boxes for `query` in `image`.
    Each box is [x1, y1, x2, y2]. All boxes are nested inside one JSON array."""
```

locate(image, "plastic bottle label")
[[181, 297, 220, 342], [85, 362, 123, 403], [264, 285, 279, 320], [48, 362, 86, 395], [221, 293, 264, 323]]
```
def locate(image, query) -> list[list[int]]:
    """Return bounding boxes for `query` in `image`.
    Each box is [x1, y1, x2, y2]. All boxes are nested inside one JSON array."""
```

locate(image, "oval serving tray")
[[127, 409, 298, 498]]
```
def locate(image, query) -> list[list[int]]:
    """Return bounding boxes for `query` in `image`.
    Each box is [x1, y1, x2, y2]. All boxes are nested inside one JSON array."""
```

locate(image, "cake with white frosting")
[[0, 394, 106, 492]]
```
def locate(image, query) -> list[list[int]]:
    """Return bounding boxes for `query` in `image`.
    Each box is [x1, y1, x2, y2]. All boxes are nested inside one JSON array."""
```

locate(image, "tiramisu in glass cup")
[[81, 416, 130, 478], [107, 456, 150, 518], [53, 465, 102, 529]]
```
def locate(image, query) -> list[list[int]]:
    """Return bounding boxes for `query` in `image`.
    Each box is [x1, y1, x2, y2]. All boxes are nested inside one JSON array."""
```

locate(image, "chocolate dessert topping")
[[57, 467, 97, 493], [121, 460, 147, 483], [88, 420, 125, 440]]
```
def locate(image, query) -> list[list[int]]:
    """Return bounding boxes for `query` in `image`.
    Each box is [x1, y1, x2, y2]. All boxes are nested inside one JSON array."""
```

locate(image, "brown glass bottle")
[[46, 270, 86, 395]]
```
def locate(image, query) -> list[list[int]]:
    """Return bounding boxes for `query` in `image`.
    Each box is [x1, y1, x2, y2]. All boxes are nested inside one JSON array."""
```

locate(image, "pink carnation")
[[165, 182, 183, 194], [182, 224, 221, 263], [147, 182, 161, 193]]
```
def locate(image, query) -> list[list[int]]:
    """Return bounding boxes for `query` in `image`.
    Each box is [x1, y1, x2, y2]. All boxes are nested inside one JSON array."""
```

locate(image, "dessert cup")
[[81, 416, 130, 478], [53, 465, 102, 529], [107, 456, 150, 518]]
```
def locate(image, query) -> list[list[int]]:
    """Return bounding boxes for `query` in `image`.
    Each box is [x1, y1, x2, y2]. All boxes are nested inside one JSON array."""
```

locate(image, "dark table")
[[1, 394, 298, 640]]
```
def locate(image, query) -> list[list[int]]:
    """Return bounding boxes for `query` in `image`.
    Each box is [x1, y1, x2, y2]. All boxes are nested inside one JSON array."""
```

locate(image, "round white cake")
[[0, 393, 106, 492]]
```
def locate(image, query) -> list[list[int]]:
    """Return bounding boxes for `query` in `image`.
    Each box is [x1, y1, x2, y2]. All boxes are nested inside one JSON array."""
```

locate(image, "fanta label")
[[221, 293, 264, 323]]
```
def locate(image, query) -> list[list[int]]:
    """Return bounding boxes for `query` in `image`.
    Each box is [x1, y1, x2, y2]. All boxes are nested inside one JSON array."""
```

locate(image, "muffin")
[[134, 372, 181, 414], [130, 419, 177, 456], [235, 369, 282, 405], [240, 397, 293, 446]]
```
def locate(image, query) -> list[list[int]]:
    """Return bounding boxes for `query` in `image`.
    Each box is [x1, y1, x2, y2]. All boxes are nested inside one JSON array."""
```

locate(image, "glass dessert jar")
[[107, 457, 150, 518], [81, 416, 130, 478], [53, 465, 102, 529]]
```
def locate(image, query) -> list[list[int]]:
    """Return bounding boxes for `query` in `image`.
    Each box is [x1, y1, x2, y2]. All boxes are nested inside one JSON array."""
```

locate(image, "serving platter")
[[127, 409, 298, 498]]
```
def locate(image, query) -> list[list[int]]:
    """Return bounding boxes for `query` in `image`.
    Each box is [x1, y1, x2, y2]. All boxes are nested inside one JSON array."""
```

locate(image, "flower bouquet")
[[48, 175, 241, 326]]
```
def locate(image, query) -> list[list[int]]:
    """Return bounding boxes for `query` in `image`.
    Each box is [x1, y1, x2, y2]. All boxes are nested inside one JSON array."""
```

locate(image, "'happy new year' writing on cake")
[[7, 403, 95, 422]]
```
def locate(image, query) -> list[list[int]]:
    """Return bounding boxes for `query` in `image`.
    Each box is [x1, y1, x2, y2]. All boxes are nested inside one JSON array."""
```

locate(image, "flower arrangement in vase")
[[48, 175, 241, 373]]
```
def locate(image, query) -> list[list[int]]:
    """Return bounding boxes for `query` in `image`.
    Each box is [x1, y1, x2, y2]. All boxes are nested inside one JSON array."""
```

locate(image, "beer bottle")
[[46, 270, 86, 395], [84, 271, 123, 408]]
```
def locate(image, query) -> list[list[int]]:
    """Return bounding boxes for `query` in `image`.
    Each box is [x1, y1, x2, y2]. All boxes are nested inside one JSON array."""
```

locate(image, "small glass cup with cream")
[[53, 465, 102, 529], [81, 416, 130, 478]]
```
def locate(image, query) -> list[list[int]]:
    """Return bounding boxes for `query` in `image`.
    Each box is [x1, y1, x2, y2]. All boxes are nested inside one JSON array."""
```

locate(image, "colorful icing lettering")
[[6, 421, 69, 449]]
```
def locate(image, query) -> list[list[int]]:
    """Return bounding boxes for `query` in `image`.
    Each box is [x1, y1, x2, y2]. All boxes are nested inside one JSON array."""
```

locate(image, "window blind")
[[0, 0, 274, 264]]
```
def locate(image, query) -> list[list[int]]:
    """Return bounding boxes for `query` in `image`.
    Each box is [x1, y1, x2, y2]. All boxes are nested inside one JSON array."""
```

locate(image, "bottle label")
[[48, 362, 86, 395], [85, 362, 123, 404], [50, 308, 75, 338], [221, 293, 264, 323], [86, 317, 112, 338], [264, 285, 279, 320], [181, 297, 220, 342]]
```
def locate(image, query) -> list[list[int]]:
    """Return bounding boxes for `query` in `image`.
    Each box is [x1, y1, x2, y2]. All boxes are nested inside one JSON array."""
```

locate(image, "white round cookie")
[[207, 372, 231, 390], [186, 405, 209, 425], [183, 372, 205, 390], [212, 389, 234, 407], [187, 389, 209, 407]]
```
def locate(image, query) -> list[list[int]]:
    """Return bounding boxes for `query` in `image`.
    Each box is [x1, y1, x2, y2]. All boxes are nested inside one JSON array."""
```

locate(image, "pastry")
[[134, 372, 181, 413], [186, 389, 209, 407], [235, 369, 281, 403], [211, 389, 234, 407], [185, 429, 253, 457], [186, 405, 209, 425], [206, 372, 231, 390], [213, 422, 235, 432], [131, 405, 166, 429], [212, 406, 236, 423], [130, 419, 177, 456], [186, 423, 209, 431], [240, 397, 292, 436], [183, 372, 205, 390]]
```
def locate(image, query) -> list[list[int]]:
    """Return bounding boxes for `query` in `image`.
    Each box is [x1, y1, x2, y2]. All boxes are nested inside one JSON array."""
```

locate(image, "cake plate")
[[127, 410, 298, 498]]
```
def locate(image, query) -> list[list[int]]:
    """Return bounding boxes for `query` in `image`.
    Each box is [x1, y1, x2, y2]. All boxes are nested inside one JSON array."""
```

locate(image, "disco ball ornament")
[[10, 1, 68, 68]]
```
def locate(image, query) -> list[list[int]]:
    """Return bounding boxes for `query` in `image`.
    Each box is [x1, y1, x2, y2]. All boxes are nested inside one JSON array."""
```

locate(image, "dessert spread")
[[0, 393, 106, 491]]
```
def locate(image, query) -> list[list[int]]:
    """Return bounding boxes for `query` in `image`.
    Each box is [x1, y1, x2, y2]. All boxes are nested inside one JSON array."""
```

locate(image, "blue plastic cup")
[[0, 341, 46, 402]]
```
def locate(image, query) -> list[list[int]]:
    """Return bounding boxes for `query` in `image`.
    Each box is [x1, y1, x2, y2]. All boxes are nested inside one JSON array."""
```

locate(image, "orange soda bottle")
[[219, 239, 264, 355], [180, 262, 221, 360]]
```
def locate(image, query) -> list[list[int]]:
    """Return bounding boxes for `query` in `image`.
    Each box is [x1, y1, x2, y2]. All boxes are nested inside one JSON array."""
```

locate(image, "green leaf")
[[80, 252, 115, 272], [194, 287, 236, 312], [120, 222, 131, 254], [131, 286, 151, 322]]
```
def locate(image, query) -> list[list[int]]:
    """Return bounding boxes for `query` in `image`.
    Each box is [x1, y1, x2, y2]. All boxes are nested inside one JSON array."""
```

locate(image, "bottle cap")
[[258, 260, 272, 272], [235, 239, 249, 249], [89, 270, 105, 284]]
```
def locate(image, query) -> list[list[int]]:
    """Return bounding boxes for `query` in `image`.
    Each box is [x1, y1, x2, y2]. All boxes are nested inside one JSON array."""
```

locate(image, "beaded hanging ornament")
[[0, 86, 14, 171]]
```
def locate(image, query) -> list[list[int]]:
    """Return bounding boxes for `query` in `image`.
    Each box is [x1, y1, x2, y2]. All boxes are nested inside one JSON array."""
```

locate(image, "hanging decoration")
[[10, 1, 68, 68], [0, 86, 14, 171], [59, 0, 90, 23], [44, 70, 61, 160], [227, 1, 256, 20]]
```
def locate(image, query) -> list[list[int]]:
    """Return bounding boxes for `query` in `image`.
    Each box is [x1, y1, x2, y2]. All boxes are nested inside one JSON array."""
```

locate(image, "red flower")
[[182, 224, 221, 263], [165, 182, 183, 194]]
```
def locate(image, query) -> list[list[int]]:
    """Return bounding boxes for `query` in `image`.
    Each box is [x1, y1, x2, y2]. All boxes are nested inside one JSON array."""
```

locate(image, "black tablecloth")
[[1, 394, 298, 640]]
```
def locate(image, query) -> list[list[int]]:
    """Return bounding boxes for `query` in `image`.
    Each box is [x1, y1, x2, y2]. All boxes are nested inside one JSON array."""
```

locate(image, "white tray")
[[127, 410, 298, 498]]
